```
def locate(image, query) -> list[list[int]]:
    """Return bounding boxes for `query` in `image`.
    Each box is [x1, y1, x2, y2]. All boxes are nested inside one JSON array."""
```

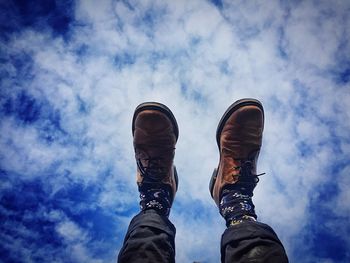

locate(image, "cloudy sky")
[[1, 0, 350, 262]]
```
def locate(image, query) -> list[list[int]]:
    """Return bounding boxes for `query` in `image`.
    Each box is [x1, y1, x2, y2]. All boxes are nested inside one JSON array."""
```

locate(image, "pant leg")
[[118, 209, 176, 263], [221, 221, 289, 263]]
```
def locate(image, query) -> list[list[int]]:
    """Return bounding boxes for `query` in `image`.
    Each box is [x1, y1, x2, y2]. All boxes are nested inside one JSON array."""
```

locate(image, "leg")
[[209, 99, 289, 263], [118, 210, 175, 263], [221, 221, 288, 263], [118, 102, 179, 263]]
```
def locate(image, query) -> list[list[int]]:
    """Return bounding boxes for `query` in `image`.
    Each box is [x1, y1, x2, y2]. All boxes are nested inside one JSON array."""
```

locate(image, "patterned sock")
[[139, 183, 172, 217], [219, 184, 257, 227]]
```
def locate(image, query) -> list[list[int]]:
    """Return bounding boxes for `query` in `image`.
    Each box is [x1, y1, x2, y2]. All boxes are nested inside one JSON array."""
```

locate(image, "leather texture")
[[212, 101, 264, 206], [133, 105, 178, 199]]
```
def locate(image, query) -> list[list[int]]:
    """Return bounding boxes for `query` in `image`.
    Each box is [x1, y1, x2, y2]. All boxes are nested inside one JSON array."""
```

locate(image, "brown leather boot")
[[132, 102, 178, 215], [209, 98, 264, 207]]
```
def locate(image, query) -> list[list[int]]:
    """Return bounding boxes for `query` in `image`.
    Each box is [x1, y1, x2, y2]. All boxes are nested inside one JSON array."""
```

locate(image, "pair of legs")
[[118, 99, 289, 263]]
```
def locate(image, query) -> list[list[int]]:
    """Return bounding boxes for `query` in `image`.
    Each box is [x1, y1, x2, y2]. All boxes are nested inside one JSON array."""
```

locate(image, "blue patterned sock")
[[139, 183, 172, 217], [219, 185, 257, 227]]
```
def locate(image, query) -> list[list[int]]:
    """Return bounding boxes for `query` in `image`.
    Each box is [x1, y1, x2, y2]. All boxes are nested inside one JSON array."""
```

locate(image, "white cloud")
[[57, 220, 87, 242]]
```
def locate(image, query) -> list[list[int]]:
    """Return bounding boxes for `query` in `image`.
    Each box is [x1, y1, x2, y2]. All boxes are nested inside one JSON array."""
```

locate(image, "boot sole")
[[209, 98, 264, 197], [132, 102, 179, 141]]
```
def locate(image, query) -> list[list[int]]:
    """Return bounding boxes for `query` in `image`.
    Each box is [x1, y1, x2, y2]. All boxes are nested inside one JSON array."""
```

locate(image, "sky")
[[0, 0, 350, 262]]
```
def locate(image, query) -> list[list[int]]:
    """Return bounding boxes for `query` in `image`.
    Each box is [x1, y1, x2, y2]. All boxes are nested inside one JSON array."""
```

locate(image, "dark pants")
[[118, 210, 288, 263]]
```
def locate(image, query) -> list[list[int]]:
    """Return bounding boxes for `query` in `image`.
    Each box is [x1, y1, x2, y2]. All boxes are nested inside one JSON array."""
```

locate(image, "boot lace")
[[135, 144, 174, 182], [233, 160, 265, 188], [137, 157, 167, 181]]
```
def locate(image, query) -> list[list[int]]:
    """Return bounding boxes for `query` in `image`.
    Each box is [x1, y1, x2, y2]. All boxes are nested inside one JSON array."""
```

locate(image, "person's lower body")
[[118, 210, 288, 263], [118, 100, 289, 262]]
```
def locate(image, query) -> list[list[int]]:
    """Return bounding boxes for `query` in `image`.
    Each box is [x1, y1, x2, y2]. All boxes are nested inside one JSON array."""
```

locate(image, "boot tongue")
[[221, 150, 259, 185], [135, 147, 174, 179]]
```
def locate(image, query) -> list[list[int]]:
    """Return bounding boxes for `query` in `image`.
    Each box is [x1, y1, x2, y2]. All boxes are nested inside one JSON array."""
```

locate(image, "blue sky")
[[1, 0, 350, 262]]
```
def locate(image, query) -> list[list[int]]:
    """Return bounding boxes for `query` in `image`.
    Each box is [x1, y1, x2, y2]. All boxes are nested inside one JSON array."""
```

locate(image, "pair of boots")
[[133, 98, 264, 227]]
